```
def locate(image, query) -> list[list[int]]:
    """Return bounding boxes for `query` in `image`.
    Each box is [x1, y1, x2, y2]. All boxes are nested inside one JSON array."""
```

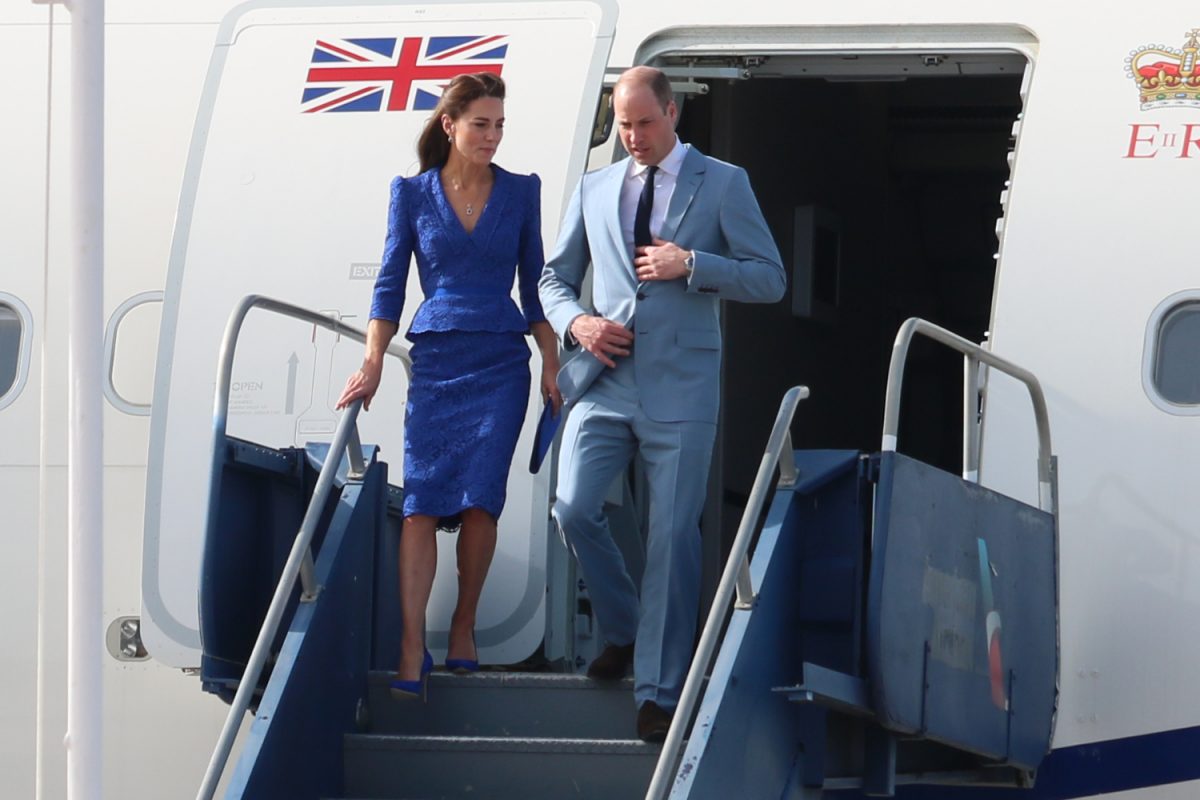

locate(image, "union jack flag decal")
[[301, 35, 508, 113]]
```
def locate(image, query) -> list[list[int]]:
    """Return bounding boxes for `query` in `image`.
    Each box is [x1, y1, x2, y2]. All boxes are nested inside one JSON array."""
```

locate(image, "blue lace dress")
[[369, 166, 546, 528]]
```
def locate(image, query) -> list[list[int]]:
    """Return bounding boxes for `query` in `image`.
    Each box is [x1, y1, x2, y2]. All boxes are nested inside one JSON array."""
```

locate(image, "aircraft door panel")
[[142, 0, 616, 667]]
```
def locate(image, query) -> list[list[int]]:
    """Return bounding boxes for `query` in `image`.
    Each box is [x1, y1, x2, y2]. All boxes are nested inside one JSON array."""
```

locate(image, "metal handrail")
[[881, 317, 1055, 513], [196, 295, 410, 800], [212, 294, 411, 438], [645, 385, 810, 800]]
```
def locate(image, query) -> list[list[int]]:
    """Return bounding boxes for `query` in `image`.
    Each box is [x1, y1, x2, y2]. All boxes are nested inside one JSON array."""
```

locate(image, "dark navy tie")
[[634, 165, 659, 248]]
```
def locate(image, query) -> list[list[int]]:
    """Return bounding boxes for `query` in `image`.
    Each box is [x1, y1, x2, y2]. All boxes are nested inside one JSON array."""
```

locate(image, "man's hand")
[[635, 238, 691, 282], [569, 314, 633, 369]]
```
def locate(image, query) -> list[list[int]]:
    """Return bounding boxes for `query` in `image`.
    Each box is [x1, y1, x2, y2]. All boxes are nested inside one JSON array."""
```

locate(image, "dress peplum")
[[370, 165, 545, 528]]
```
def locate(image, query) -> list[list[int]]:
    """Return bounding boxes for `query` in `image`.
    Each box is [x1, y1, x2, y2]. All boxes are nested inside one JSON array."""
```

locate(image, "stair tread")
[[346, 732, 661, 753], [367, 669, 634, 690]]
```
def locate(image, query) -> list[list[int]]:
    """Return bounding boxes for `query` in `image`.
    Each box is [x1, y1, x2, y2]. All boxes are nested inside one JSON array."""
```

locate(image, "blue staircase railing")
[[656, 318, 1059, 799], [646, 384, 810, 799], [217, 439, 388, 799], [195, 296, 410, 800]]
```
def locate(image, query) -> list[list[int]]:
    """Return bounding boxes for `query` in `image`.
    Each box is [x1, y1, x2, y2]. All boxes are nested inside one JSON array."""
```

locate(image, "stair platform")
[[366, 670, 640, 739], [345, 671, 661, 799]]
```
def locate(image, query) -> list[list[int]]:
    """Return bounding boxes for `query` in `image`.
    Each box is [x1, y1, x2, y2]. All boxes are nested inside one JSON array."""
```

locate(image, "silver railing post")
[[733, 560, 755, 611], [298, 550, 320, 603], [645, 385, 810, 800], [346, 424, 367, 480], [962, 354, 981, 484]]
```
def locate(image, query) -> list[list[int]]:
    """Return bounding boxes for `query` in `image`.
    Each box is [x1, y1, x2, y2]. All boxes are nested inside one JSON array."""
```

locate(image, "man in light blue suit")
[[538, 66, 786, 741]]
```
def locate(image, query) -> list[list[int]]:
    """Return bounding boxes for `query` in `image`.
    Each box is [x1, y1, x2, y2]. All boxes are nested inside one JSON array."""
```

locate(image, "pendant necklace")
[[451, 178, 475, 215], [450, 172, 489, 217]]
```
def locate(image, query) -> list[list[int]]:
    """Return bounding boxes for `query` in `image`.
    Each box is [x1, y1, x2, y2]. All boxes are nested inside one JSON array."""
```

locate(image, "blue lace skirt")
[[402, 330, 531, 529]]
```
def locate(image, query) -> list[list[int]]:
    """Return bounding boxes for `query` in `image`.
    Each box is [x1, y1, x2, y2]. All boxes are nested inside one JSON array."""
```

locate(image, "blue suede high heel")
[[445, 635, 479, 674], [444, 655, 480, 674], [389, 649, 433, 701]]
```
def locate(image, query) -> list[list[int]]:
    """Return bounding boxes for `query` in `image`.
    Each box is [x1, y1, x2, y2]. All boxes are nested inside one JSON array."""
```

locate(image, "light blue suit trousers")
[[555, 351, 716, 709], [540, 145, 785, 710]]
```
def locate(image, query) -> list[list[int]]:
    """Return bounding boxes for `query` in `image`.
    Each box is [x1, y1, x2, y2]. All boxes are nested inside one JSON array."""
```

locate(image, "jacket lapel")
[[424, 168, 470, 255], [603, 158, 634, 274], [471, 167, 509, 253], [659, 146, 705, 243]]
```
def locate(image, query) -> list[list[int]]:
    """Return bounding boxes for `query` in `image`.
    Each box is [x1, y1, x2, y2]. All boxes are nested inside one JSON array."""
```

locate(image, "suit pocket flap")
[[675, 328, 721, 350]]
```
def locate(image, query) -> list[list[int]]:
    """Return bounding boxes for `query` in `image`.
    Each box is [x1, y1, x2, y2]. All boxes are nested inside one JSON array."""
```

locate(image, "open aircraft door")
[[143, 0, 615, 667]]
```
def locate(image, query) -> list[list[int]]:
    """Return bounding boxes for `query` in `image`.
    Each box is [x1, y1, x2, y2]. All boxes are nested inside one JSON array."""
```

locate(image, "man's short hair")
[[617, 66, 673, 113]]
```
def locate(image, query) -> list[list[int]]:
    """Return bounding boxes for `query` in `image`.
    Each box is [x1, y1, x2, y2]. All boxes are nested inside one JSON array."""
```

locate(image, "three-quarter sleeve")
[[369, 176, 414, 323], [515, 174, 547, 327]]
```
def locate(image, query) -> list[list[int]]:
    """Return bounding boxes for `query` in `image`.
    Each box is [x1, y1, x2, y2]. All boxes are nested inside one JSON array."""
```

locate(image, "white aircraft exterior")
[[2, 0, 1199, 797]]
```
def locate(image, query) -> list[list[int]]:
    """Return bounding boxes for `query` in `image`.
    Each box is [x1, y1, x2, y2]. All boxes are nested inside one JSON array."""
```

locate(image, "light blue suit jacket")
[[538, 146, 786, 423]]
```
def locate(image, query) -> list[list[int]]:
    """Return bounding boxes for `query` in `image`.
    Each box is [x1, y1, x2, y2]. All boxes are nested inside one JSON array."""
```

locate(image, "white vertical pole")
[[36, 2, 58, 797], [66, 0, 104, 798]]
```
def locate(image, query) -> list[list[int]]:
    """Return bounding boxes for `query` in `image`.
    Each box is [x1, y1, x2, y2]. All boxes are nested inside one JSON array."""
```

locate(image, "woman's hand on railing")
[[336, 362, 382, 411]]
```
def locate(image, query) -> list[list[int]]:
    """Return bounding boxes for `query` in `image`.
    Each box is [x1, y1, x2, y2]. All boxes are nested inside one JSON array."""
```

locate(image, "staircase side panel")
[[200, 444, 307, 702], [225, 462, 385, 800], [867, 452, 1057, 769], [675, 450, 866, 799]]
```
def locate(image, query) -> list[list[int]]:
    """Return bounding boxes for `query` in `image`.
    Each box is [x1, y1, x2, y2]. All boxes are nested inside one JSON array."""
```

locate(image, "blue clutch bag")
[[529, 401, 562, 473]]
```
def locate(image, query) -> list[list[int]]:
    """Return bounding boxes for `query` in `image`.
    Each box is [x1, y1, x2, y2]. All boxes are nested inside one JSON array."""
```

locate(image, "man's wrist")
[[566, 314, 585, 347], [684, 250, 696, 280]]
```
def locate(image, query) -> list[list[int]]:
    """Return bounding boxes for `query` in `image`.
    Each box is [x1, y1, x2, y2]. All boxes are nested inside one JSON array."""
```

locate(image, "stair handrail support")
[[195, 295, 411, 800], [881, 318, 1055, 515], [646, 385, 810, 800]]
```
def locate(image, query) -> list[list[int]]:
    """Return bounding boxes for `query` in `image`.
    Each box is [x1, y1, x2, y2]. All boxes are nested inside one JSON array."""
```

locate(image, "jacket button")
[[636, 291, 647, 301]]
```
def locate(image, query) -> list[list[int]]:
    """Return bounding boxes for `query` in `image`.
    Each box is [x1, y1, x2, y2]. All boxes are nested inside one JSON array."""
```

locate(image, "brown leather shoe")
[[637, 701, 672, 743], [586, 642, 635, 681]]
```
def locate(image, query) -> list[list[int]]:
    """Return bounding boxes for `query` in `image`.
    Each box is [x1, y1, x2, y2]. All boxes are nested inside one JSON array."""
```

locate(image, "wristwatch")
[[684, 251, 695, 278]]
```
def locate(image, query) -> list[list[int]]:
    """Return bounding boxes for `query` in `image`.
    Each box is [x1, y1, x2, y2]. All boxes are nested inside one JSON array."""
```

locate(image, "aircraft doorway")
[[664, 51, 1028, 607]]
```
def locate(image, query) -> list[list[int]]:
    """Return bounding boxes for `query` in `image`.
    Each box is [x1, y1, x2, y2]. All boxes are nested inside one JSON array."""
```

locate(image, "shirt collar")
[[629, 137, 687, 178]]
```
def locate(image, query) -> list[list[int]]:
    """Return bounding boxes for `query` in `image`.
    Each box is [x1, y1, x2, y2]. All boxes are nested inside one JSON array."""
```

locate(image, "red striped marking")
[[303, 85, 378, 114], [428, 35, 505, 60], [315, 40, 371, 62]]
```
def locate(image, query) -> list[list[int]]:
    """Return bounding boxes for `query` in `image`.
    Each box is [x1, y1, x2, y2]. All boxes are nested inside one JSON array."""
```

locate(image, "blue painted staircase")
[[197, 436, 1058, 800], [198, 436, 667, 800], [671, 449, 1058, 799]]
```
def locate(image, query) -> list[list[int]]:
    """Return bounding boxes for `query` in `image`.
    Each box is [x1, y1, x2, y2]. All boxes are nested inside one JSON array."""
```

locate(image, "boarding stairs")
[[193, 299, 1059, 800]]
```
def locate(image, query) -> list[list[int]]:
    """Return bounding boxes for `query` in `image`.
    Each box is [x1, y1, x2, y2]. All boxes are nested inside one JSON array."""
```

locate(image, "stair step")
[[343, 733, 660, 799], [366, 670, 640, 739]]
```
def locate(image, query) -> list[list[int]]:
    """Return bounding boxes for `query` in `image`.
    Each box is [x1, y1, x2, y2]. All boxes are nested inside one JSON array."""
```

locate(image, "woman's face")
[[444, 96, 505, 167]]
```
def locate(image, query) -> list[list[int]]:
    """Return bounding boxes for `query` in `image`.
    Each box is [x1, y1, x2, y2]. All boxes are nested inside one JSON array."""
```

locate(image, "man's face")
[[614, 84, 677, 166]]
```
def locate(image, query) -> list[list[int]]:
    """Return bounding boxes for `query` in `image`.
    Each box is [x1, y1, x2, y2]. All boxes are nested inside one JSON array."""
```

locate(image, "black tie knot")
[[634, 165, 659, 248]]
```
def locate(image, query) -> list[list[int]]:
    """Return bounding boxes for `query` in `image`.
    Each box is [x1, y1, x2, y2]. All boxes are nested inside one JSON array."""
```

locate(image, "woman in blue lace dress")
[[336, 73, 561, 699]]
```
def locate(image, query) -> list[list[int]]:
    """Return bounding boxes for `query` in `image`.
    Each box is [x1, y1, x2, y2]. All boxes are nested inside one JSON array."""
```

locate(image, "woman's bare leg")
[[447, 508, 497, 662], [397, 513, 438, 679]]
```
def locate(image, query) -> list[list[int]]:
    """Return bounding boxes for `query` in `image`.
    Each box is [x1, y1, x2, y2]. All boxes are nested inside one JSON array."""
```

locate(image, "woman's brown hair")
[[416, 72, 506, 173]]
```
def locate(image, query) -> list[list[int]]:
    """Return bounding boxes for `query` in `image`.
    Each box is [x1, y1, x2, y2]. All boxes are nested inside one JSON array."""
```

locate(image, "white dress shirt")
[[620, 137, 688, 257]]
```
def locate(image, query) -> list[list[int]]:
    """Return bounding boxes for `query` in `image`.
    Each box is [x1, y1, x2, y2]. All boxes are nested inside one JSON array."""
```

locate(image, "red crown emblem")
[[1127, 29, 1200, 109]]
